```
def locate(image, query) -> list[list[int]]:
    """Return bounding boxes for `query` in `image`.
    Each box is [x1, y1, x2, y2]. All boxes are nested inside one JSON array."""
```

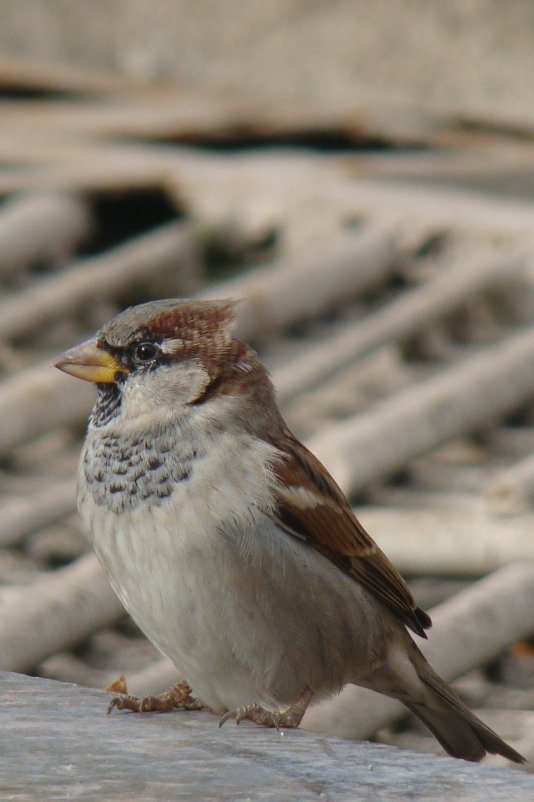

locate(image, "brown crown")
[[99, 298, 237, 349]]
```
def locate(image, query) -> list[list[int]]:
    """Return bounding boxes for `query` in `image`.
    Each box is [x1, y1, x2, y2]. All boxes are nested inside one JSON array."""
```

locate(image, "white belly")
[[79, 430, 385, 712]]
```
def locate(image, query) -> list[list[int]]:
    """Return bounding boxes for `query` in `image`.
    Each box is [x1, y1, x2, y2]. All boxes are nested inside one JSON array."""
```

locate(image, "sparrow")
[[55, 298, 524, 763]]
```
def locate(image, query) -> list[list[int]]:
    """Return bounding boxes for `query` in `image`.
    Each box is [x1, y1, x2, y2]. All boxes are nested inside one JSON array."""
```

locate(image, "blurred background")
[[1, 0, 534, 769]]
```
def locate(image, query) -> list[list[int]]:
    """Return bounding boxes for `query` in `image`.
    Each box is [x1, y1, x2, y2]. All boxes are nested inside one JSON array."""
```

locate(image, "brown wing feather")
[[271, 432, 431, 637]]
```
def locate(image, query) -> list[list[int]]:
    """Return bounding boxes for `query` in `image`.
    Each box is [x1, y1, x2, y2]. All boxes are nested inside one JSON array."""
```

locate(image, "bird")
[[55, 298, 524, 764]]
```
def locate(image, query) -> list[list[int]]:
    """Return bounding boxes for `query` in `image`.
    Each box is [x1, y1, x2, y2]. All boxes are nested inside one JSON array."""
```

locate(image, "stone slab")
[[1, 671, 533, 801]]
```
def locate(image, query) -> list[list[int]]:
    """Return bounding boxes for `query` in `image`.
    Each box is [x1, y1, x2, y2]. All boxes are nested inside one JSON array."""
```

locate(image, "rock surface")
[[1, 671, 533, 801]]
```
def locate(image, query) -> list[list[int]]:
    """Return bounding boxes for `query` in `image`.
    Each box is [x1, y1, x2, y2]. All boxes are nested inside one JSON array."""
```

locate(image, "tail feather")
[[405, 701, 523, 763], [364, 637, 526, 763], [408, 643, 525, 764]]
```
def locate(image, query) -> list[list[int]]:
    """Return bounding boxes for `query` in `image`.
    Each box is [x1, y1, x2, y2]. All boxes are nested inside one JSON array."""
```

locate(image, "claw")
[[106, 680, 204, 715], [107, 694, 140, 715], [218, 695, 312, 729], [108, 697, 119, 715], [219, 705, 267, 728], [218, 710, 235, 728]]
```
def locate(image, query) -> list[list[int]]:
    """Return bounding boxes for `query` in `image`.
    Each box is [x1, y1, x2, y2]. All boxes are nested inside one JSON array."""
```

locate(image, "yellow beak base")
[[54, 338, 125, 383]]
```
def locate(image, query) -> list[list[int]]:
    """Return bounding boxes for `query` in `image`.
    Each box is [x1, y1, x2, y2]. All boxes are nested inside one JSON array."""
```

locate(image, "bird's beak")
[[54, 338, 125, 383]]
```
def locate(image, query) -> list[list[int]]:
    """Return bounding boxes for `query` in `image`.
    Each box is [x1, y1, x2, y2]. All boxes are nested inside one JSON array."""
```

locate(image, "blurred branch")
[[219, 223, 397, 341], [275, 245, 527, 404], [310, 324, 534, 494], [0, 191, 92, 278], [358, 505, 534, 575], [486, 453, 534, 515], [0, 221, 201, 342], [0, 365, 93, 456], [0, 553, 122, 673], [0, 478, 76, 548]]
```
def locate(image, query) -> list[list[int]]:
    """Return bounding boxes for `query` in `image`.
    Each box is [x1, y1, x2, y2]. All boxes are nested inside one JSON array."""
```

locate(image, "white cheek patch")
[[120, 361, 210, 419]]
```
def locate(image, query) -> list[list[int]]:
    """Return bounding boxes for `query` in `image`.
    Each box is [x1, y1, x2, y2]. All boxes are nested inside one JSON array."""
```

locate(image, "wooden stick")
[[486, 453, 534, 514], [203, 224, 397, 341], [0, 365, 93, 456], [0, 55, 131, 95], [339, 178, 534, 235], [2, 131, 534, 233], [0, 191, 92, 277], [356, 505, 534, 575], [404, 461, 490, 495], [484, 425, 534, 459], [0, 478, 76, 547], [303, 562, 534, 739], [0, 221, 200, 342], [0, 553, 122, 673], [309, 325, 534, 494], [275, 247, 527, 404]]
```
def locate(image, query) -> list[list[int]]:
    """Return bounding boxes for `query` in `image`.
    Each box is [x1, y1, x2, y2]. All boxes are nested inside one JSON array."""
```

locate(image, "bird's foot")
[[219, 690, 313, 729], [108, 679, 203, 714]]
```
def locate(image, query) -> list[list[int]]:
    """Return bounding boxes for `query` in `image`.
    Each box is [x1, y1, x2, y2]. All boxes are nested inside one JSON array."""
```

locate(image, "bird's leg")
[[219, 690, 313, 729], [108, 679, 204, 714]]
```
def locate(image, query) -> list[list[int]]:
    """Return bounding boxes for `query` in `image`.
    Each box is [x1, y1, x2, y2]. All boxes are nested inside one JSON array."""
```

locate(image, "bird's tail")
[[404, 641, 524, 763], [364, 636, 525, 763]]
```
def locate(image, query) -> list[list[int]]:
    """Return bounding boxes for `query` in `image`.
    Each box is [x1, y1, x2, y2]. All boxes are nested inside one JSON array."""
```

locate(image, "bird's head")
[[55, 298, 273, 428]]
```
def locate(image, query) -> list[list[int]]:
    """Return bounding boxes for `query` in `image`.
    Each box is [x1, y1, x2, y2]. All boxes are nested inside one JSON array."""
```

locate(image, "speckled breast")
[[81, 428, 195, 514]]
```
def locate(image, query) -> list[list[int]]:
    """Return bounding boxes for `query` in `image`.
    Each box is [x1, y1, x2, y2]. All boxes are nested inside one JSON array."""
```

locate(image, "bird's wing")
[[269, 431, 431, 637]]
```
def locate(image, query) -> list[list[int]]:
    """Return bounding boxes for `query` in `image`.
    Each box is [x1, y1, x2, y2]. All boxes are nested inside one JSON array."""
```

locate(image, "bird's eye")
[[134, 342, 159, 362]]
